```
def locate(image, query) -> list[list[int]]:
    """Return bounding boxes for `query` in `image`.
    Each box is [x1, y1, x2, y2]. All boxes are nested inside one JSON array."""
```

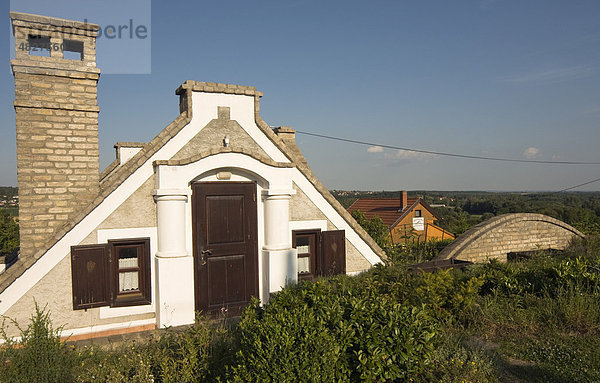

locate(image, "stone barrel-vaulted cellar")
[[435, 213, 584, 262]]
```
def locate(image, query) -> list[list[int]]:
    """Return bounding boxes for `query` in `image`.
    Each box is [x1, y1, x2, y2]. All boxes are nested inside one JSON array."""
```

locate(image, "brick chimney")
[[11, 12, 100, 259], [273, 126, 296, 142], [400, 190, 408, 211], [273, 126, 311, 168]]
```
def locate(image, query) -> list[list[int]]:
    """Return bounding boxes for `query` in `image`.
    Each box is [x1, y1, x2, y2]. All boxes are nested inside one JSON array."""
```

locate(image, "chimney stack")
[[400, 190, 408, 211], [273, 126, 296, 143], [11, 12, 100, 259]]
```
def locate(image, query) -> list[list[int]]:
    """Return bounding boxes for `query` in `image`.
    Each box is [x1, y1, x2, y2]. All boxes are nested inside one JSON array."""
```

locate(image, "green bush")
[[0, 303, 76, 383], [74, 347, 154, 383], [74, 314, 234, 383], [385, 239, 454, 265], [230, 278, 437, 382]]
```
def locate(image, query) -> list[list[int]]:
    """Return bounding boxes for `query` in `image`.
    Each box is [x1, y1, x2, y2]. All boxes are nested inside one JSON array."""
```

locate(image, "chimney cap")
[[10, 11, 100, 32], [273, 126, 295, 134]]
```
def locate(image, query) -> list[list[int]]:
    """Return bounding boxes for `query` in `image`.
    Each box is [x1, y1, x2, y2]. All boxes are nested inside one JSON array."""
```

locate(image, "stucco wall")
[[290, 182, 327, 221], [98, 175, 156, 230], [3, 176, 158, 337], [171, 107, 268, 161]]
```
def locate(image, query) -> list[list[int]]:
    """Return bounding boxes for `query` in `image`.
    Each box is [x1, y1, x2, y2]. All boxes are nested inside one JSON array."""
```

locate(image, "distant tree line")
[[0, 186, 17, 198], [332, 190, 600, 236], [0, 210, 18, 257]]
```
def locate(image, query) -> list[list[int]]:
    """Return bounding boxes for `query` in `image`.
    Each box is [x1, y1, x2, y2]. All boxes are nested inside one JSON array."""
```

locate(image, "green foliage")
[[0, 209, 19, 257], [416, 331, 499, 383], [456, 237, 600, 382], [0, 303, 75, 383], [386, 239, 454, 264], [144, 315, 213, 382], [2, 235, 600, 382], [0, 187, 17, 198], [475, 249, 600, 299], [74, 347, 154, 383], [332, 190, 600, 236], [230, 278, 437, 382], [433, 206, 479, 236], [351, 209, 391, 248], [406, 269, 483, 323], [73, 315, 235, 382]]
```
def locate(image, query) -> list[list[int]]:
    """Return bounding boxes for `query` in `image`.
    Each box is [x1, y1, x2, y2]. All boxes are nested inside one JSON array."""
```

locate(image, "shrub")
[[0, 303, 75, 383], [74, 314, 233, 383], [230, 279, 437, 382], [74, 347, 153, 383], [145, 314, 213, 382], [385, 239, 454, 265]]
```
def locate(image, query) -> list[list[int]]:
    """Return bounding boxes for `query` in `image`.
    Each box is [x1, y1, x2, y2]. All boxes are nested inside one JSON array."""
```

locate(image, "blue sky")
[[2, 0, 599, 191]]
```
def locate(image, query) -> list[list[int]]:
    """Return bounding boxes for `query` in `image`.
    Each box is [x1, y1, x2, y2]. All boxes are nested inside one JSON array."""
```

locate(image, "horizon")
[[2, 1, 600, 192]]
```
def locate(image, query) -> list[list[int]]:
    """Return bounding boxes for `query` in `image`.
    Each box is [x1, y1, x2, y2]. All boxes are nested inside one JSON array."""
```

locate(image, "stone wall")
[[435, 213, 584, 262], [11, 12, 101, 259]]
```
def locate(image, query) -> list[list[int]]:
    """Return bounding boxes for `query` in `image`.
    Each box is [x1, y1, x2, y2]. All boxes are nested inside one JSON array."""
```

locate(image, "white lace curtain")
[[119, 271, 139, 292]]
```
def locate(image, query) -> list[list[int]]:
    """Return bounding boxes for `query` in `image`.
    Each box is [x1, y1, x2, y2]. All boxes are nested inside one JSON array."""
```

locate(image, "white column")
[[262, 189, 297, 294], [153, 188, 194, 328]]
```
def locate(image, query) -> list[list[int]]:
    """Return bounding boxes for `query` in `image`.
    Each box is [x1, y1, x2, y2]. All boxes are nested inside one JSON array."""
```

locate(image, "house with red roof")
[[348, 191, 454, 244]]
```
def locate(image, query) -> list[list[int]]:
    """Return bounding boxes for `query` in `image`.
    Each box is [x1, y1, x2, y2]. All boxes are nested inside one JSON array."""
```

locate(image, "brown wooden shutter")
[[71, 244, 110, 310], [321, 230, 346, 276]]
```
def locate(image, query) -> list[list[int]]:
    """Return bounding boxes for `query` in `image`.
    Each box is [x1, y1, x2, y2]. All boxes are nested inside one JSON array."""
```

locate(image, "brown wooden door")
[[192, 182, 258, 316]]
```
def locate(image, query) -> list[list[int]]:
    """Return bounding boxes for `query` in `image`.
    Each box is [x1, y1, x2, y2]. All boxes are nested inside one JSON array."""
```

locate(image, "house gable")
[[1, 76, 385, 333], [171, 107, 269, 161]]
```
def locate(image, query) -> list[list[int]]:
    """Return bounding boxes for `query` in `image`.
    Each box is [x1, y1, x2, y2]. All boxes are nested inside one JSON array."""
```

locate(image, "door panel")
[[193, 182, 258, 315], [206, 196, 245, 245]]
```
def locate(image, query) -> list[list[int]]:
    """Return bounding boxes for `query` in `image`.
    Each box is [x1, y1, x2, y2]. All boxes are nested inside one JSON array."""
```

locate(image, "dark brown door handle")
[[200, 249, 212, 265]]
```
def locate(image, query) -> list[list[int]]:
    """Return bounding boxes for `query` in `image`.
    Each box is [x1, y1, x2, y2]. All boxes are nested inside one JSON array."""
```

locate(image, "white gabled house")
[[2, 12, 384, 340]]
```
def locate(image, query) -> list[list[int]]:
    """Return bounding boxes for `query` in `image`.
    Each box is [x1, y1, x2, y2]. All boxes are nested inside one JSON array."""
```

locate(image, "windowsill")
[[99, 303, 154, 319]]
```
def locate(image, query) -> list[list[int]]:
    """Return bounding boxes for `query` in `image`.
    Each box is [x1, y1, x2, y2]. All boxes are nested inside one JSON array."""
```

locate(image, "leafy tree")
[[351, 209, 391, 248], [0, 210, 18, 257]]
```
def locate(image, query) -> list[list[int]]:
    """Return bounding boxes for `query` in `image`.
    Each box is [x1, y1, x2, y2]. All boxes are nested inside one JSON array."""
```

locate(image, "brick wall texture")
[[11, 12, 101, 259], [435, 213, 584, 262]]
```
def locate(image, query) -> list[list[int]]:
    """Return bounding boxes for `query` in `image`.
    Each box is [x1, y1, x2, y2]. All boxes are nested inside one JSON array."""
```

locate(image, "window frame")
[[292, 229, 321, 281], [415, 209, 422, 217], [108, 238, 152, 307]]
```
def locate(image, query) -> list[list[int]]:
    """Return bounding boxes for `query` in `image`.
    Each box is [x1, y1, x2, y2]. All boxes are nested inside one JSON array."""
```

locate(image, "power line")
[[294, 130, 600, 165], [550, 176, 600, 194]]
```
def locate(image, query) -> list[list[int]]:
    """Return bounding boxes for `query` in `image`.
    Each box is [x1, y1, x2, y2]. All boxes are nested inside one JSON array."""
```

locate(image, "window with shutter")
[[292, 229, 346, 279], [71, 237, 151, 310]]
